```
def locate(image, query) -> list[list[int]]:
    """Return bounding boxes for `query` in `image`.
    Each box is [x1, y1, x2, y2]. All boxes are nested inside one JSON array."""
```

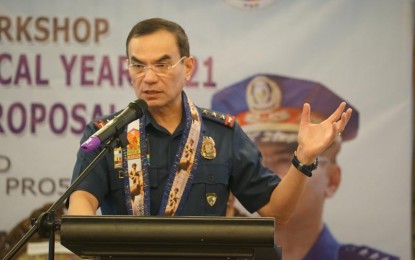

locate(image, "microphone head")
[[129, 99, 148, 118]]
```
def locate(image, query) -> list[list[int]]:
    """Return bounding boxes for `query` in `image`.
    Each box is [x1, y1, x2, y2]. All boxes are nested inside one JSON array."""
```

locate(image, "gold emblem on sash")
[[201, 136, 216, 160], [206, 193, 217, 207], [113, 147, 123, 169]]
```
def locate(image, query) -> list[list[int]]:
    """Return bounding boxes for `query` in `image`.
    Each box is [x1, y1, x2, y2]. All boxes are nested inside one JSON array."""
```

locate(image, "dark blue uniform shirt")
[[70, 107, 280, 216]]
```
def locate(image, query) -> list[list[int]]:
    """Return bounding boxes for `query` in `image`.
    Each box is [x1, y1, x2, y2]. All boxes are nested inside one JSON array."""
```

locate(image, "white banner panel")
[[0, 0, 412, 259]]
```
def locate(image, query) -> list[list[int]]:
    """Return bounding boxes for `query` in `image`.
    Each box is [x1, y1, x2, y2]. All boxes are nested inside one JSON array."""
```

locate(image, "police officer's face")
[[127, 30, 194, 111], [257, 142, 341, 221]]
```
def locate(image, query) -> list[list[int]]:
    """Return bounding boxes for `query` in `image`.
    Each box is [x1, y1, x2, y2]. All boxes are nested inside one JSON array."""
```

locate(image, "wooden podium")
[[60, 216, 280, 260]]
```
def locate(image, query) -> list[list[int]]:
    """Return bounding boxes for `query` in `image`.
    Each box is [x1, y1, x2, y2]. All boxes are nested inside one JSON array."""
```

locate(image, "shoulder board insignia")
[[94, 119, 107, 129], [201, 108, 235, 128], [93, 111, 123, 130], [339, 244, 399, 260]]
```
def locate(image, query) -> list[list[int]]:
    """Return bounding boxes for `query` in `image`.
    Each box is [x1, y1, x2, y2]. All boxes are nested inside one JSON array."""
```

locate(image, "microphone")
[[81, 99, 148, 152]]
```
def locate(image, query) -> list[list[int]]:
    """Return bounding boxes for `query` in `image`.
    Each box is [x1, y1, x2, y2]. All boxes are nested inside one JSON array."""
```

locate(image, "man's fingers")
[[327, 102, 347, 123], [335, 108, 353, 133], [301, 103, 311, 125]]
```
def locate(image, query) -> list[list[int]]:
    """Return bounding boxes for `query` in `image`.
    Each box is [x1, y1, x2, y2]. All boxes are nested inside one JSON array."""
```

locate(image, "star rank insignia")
[[201, 109, 235, 128]]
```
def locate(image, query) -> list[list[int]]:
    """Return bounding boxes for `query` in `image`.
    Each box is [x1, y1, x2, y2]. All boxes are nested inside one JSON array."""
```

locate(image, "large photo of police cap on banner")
[[0, 0, 412, 259]]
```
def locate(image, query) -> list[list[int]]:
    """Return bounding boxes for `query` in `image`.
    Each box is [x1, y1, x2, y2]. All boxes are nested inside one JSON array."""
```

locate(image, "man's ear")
[[325, 164, 341, 198], [185, 56, 195, 80]]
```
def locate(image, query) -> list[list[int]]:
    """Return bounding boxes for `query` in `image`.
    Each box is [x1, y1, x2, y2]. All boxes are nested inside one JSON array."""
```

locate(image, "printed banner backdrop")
[[0, 0, 412, 258]]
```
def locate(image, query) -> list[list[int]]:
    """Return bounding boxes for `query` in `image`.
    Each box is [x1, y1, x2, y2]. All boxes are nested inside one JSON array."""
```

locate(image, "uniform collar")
[[303, 224, 340, 260], [144, 106, 186, 136]]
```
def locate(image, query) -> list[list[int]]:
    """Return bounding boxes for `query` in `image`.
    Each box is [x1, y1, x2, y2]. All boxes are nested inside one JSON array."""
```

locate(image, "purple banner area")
[[0, 102, 117, 135]]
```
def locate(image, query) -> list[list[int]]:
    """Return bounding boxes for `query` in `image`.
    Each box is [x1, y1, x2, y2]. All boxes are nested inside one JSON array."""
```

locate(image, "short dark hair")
[[126, 18, 190, 57]]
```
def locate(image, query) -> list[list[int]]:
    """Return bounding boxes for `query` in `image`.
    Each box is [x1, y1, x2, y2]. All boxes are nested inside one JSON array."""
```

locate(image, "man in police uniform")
[[67, 17, 352, 235], [212, 74, 399, 259]]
